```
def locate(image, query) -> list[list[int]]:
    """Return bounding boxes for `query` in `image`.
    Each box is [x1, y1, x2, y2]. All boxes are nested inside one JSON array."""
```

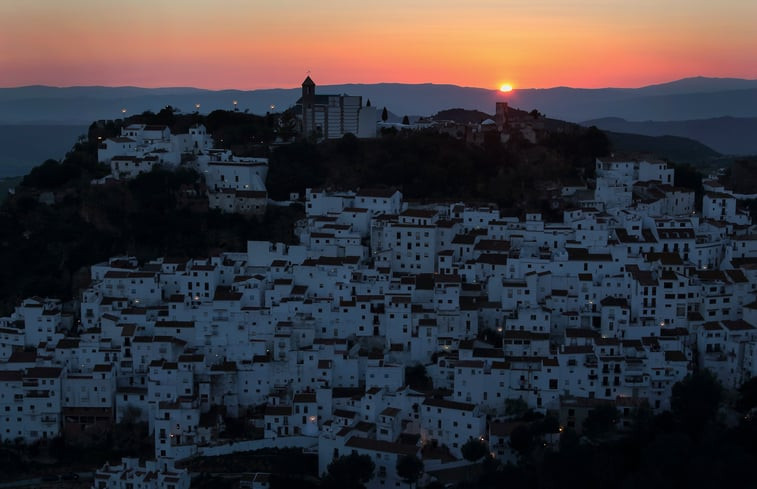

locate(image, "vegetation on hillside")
[[460, 371, 757, 489], [268, 126, 610, 208], [0, 109, 300, 314], [4, 106, 723, 315], [604, 131, 721, 164]]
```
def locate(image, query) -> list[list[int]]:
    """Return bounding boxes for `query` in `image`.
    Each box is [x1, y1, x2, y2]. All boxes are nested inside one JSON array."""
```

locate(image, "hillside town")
[[1, 127, 756, 488]]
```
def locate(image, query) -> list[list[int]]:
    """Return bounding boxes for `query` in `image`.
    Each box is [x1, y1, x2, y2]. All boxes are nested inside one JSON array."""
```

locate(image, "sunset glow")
[[500, 84, 513, 93], [1, 1, 756, 90]]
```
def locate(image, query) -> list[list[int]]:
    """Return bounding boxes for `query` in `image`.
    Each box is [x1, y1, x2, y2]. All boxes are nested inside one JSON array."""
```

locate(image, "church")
[[295, 76, 377, 139]]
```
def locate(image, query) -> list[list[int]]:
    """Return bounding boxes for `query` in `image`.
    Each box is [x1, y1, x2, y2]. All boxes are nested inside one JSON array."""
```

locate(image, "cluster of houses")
[[0, 156, 755, 488], [96, 122, 269, 216]]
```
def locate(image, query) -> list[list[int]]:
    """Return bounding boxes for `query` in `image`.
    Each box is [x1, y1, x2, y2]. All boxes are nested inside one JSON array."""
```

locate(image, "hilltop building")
[[295, 76, 377, 139]]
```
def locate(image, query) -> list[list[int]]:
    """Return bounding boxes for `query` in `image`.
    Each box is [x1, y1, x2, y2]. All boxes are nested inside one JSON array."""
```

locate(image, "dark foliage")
[[671, 369, 723, 436], [461, 437, 489, 462], [454, 372, 757, 489], [395, 454, 424, 487], [670, 161, 705, 209], [582, 404, 620, 438], [322, 453, 375, 489], [736, 376, 757, 413], [0, 163, 302, 313], [405, 364, 433, 392], [726, 158, 757, 195], [265, 127, 609, 213]]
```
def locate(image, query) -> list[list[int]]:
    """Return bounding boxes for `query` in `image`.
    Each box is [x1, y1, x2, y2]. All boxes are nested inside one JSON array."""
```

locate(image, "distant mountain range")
[[0, 77, 754, 176], [582, 117, 757, 156], [2, 76, 756, 125]]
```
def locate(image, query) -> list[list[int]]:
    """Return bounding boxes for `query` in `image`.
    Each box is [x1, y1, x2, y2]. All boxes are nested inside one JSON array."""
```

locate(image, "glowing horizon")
[[1, 1, 756, 91]]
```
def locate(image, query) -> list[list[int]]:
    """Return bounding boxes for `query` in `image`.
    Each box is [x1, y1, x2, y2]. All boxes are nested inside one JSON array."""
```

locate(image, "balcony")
[[625, 375, 645, 385]]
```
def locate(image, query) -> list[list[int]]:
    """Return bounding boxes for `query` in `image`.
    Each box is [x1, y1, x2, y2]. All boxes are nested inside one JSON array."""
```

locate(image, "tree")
[[736, 376, 757, 413], [366, 99, 371, 107], [671, 369, 723, 435], [582, 404, 619, 438], [508, 424, 533, 457], [558, 428, 580, 452], [505, 398, 529, 417], [322, 453, 375, 489], [461, 437, 489, 462], [381, 107, 388, 122], [536, 415, 560, 435], [405, 364, 433, 392], [402, 115, 410, 125], [460, 437, 488, 483], [395, 454, 424, 488]]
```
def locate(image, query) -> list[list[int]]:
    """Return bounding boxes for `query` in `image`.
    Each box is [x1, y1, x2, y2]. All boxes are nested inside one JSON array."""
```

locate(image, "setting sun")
[[500, 84, 513, 92]]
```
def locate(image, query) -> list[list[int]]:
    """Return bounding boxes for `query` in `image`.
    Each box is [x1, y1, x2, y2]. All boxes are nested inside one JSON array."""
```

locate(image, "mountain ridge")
[[2, 77, 757, 122], [1, 77, 756, 155], [7, 76, 756, 92], [583, 116, 757, 155]]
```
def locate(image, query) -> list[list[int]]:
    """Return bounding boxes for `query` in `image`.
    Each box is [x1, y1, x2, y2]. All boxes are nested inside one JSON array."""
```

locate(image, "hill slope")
[[584, 117, 757, 155], [603, 131, 721, 164]]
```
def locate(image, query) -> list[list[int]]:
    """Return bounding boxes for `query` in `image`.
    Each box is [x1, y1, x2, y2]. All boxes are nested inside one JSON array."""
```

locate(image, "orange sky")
[[1, 0, 756, 90]]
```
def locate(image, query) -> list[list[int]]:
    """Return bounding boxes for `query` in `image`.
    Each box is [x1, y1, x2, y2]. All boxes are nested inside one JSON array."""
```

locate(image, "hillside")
[[604, 131, 721, 164], [434, 108, 494, 123], [428, 109, 722, 165], [0, 110, 616, 312], [584, 117, 757, 155]]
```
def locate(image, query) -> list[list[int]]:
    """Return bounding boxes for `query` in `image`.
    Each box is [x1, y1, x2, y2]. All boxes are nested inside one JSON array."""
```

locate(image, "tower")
[[495, 102, 508, 131], [302, 76, 316, 135]]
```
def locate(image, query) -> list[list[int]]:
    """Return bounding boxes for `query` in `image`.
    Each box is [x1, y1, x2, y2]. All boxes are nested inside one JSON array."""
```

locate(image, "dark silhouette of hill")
[[603, 131, 721, 163], [584, 117, 757, 155], [429, 108, 721, 164], [433, 108, 493, 123]]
